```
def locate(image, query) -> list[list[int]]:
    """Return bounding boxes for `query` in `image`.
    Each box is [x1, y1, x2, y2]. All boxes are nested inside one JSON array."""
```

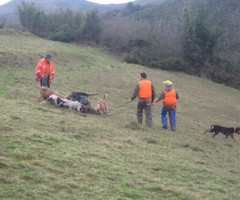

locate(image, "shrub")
[[149, 58, 189, 72]]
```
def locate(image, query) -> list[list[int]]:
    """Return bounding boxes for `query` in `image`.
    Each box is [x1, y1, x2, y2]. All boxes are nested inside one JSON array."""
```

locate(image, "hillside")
[[0, 0, 167, 26], [1, 29, 240, 199], [0, 0, 126, 26]]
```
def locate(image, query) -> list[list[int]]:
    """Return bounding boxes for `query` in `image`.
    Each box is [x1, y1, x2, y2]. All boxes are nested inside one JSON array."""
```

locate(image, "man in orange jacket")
[[35, 54, 55, 88], [130, 72, 156, 127], [152, 80, 179, 131]]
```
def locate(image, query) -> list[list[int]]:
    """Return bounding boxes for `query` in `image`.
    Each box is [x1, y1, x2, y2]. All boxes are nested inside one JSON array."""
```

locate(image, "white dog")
[[62, 99, 82, 112]]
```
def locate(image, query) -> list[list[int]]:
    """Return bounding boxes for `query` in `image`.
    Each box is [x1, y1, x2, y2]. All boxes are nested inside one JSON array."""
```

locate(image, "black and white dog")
[[40, 94, 64, 106], [61, 99, 82, 112]]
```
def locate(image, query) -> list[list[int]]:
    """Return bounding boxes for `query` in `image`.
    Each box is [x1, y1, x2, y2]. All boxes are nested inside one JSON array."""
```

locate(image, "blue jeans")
[[160, 106, 176, 131]]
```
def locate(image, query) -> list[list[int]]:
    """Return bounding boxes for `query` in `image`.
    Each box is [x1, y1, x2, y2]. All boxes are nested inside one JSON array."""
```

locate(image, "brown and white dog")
[[36, 86, 65, 102], [95, 94, 108, 115]]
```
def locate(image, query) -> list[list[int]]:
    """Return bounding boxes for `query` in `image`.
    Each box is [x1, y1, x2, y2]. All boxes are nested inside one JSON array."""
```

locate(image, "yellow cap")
[[163, 80, 172, 86]]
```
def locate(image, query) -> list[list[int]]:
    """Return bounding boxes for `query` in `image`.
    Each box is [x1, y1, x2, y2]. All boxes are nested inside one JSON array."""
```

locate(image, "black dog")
[[204, 125, 240, 142], [66, 92, 98, 113], [66, 92, 98, 100]]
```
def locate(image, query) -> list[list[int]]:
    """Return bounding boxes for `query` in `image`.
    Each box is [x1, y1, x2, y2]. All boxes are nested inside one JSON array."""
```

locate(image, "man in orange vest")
[[152, 80, 179, 131], [129, 72, 156, 127], [35, 54, 55, 88]]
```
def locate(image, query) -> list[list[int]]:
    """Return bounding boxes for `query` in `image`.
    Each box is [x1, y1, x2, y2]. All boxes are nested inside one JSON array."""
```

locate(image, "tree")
[[0, 19, 5, 29], [182, 5, 219, 74], [17, 1, 46, 34], [83, 9, 102, 43]]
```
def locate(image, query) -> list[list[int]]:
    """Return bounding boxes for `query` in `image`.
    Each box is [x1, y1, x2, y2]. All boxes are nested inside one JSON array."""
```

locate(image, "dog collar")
[[234, 127, 237, 134]]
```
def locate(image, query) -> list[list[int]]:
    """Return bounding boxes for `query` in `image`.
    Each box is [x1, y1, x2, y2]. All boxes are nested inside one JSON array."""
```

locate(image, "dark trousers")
[[40, 77, 50, 88], [137, 99, 152, 127]]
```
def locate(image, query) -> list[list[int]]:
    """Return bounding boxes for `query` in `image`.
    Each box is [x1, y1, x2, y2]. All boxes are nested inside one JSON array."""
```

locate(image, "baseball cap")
[[163, 80, 172, 86]]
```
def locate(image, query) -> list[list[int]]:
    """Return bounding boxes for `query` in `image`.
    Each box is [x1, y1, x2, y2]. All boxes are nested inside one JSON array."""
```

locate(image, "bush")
[[149, 58, 189, 72], [123, 53, 140, 64]]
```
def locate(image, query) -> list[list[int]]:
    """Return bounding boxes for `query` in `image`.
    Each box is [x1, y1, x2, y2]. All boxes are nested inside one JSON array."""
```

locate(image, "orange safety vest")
[[35, 58, 55, 79], [162, 89, 177, 106], [138, 79, 152, 99]]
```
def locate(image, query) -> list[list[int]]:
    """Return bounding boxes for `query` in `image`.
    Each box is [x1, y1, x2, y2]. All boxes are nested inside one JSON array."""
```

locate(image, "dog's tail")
[[203, 130, 209, 134], [103, 93, 108, 100], [88, 93, 98, 97]]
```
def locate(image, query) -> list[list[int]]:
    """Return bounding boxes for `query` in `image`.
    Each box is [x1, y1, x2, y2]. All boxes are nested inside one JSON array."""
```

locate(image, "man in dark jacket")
[[130, 72, 156, 127]]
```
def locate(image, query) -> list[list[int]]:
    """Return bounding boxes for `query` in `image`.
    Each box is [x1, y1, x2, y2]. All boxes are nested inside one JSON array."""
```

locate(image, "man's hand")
[[128, 99, 132, 103]]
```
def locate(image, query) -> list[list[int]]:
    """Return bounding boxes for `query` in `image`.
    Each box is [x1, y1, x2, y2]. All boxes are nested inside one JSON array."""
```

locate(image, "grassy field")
[[1, 29, 240, 200]]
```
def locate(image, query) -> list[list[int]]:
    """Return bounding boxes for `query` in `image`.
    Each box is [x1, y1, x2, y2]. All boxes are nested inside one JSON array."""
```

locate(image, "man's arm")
[[152, 91, 164, 104], [130, 84, 139, 101], [176, 91, 179, 100], [151, 84, 156, 102], [35, 60, 42, 74]]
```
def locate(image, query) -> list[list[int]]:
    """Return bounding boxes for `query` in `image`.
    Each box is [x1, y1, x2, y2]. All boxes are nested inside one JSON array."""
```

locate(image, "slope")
[[0, 29, 240, 199], [0, 0, 125, 26]]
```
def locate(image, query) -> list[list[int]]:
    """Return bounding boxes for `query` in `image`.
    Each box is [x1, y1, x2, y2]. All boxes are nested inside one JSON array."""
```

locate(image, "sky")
[[0, 0, 10, 6], [87, 0, 135, 4], [0, 0, 136, 6]]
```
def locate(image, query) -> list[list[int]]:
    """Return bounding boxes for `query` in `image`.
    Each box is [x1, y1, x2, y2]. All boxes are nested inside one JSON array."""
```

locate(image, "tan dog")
[[95, 94, 108, 114], [36, 86, 65, 102]]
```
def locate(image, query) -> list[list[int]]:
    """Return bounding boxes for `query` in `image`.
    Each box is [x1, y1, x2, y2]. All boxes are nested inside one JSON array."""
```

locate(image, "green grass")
[[1, 29, 240, 199]]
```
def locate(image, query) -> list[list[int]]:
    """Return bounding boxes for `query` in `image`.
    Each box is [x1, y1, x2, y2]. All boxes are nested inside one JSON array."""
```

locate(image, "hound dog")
[[62, 99, 82, 112], [204, 125, 240, 142], [66, 92, 96, 113], [36, 86, 65, 102], [95, 94, 108, 115], [40, 94, 65, 107], [66, 92, 98, 101]]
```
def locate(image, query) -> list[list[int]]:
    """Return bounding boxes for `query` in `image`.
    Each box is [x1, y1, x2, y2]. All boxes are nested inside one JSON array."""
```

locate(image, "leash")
[[108, 101, 132, 110], [107, 101, 133, 116]]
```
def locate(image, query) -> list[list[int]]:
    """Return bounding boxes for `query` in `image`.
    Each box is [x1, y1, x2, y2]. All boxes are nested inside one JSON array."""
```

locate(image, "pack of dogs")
[[36, 86, 108, 115], [36, 86, 240, 142]]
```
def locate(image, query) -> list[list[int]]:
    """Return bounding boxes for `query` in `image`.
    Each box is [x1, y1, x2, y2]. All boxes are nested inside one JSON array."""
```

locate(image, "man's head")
[[163, 80, 173, 91], [140, 72, 147, 79], [45, 54, 52, 63]]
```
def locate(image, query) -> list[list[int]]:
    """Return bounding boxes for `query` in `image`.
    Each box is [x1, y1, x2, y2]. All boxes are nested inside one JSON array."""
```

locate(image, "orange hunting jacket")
[[162, 89, 178, 106], [35, 58, 55, 81], [138, 79, 152, 99]]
